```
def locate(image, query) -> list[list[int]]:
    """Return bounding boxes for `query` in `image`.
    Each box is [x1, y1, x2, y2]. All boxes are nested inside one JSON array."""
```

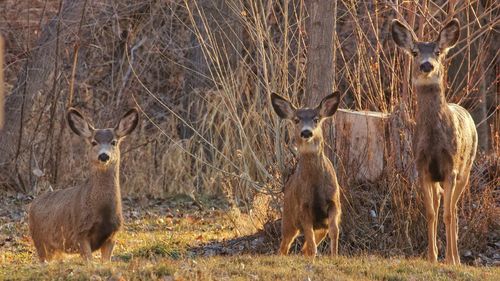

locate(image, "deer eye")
[[435, 50, 441, 56], [293, 118, 300, 124], [313, 118, 319, 124], [411, 50, 418, 57], [111, 140, 117, 146], [91, 140, 98, 146]]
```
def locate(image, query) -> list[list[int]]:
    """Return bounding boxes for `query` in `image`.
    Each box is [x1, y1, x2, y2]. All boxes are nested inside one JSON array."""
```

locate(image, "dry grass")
[[1, 195, 499, 281], [4, 256, 500, 281]]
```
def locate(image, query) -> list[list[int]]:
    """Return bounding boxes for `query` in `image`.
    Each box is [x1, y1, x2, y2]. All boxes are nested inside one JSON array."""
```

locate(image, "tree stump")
[[333, 109, 390, 182]]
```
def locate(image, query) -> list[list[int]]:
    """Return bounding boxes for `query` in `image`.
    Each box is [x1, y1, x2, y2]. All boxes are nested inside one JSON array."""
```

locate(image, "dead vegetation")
[[0, 0, 498, 269]]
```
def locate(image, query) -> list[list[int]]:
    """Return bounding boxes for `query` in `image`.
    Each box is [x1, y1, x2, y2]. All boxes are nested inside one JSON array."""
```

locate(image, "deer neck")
[[89, 160, 122, 209], [297, 141, 327, 174], [414, 76, 448, 125]]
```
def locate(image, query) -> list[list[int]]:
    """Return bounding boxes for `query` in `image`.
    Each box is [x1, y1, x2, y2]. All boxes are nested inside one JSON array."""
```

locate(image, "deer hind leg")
[[449, 171, 470, 265], [101, 239, 115, 262], [443, 171, 458, 265], [314, 229, 328, 247], [421, 174, 438, 263], [279, 217, 299, 255]]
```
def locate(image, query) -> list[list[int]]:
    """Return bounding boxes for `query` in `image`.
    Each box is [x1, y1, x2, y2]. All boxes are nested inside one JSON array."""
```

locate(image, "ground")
[[0, 194, 499, 281]]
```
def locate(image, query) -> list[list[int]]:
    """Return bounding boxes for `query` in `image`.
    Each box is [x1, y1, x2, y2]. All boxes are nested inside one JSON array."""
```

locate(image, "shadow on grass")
[[187, 219, 334, 257], [116, 241, 182, 262]]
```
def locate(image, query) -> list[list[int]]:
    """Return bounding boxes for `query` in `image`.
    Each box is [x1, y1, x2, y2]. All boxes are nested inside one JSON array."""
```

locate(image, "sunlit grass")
[[0, 207, 500, 280], [2, 254, 498, 281], [1, 196, 499, 281]]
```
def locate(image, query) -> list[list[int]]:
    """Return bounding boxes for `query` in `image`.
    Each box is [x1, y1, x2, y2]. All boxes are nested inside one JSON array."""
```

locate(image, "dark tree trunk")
[[179, 0, 242, 139], [304, 0, 335, 106], [178, 0, 212, 139], [0, 35, 4, 129], [0, 0, 85, 192]]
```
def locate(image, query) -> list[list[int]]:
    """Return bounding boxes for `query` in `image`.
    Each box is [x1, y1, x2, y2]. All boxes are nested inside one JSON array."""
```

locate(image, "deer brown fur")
[[28, 108, 139, 262], [392, 19, 477, 265], [271, 92, 342, 257]]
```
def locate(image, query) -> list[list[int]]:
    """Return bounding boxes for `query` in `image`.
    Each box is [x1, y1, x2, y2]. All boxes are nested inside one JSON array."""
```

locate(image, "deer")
[[271, 91, 342, 257], [28, 107, 139, 262], [391, 18, 478, 265]]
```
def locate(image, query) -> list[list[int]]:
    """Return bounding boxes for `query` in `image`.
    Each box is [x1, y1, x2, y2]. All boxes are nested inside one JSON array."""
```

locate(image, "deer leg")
[[33, 242, 49, 263], [303, 229, 328, 256], [449, 172, 469, 265], [78, 239, 92, 261], [328, 207, 341, 257], [443, 171, 458, 265], [301, 225, 317, 257], [36, 252, 48, 264], [101, 239, 115, 262], [449, 197, 460, 265], [279, 217, 299, 255], [314, 229, 328, 246], [431, 182, 441, 260], [421, 175, 438, 263]]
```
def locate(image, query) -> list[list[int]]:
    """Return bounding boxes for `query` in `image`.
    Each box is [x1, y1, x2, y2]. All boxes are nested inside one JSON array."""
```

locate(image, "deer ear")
[[318, 91, 341, 118], [391, 20, 416, 53], [271, 92, 296, 120], [115, 108, 139, 138], [437, 19, 460, 51], [67, 108, 94, 138]]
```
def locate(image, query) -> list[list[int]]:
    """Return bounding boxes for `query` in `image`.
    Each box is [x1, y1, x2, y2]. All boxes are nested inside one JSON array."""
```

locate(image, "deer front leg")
[[421, 175, 438, 263], [78, 239, 92, 261], [101, 239, 115, 262], [431, 182, 442, 261], [301, 225, 317, 257], [303, 229, 328, 256], [33, 241, 51, 263], [279, 216, 299, 255]]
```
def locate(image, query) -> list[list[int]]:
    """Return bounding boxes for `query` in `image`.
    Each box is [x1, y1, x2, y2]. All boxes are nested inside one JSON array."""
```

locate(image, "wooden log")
[[333, 109, 390, 182]]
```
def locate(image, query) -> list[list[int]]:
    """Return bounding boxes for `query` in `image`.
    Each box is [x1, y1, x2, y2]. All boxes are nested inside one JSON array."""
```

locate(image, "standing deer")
[[392, 19, 477, 265], [271, 92, 342, 257], [28, 108, 139, 262]]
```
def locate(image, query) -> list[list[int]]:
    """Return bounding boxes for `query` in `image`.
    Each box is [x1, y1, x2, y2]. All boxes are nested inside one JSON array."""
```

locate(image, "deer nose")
[[98, 153, 110, 163], [300, 130, 313, 139], [420, 62, 434, 73]]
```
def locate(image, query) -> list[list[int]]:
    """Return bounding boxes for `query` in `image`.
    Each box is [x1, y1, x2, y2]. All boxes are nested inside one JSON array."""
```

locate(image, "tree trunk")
[[474, 62, 489, 151], [0, 35, 4, 129], [448, 2, 491, 152], [304, 0, 335, 106], [0, 0, 85, 191], [179, 0, 242, 139]]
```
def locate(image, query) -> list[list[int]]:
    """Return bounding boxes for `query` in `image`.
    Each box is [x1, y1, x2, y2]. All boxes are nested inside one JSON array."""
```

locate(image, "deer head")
[[67, 108, 139, 168], [392, 19, 460, 85], [271, 92, 341, 154]]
